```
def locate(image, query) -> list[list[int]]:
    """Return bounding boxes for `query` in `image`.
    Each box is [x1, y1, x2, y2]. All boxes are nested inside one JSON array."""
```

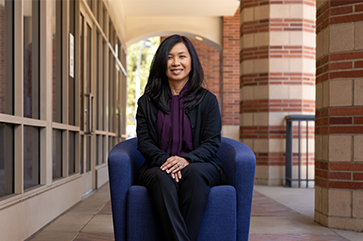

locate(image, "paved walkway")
[[27, 184, 362, 241]]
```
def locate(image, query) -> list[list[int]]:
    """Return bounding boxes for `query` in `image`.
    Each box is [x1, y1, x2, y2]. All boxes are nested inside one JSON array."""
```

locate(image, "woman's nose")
[[171, 57, 180, 66]]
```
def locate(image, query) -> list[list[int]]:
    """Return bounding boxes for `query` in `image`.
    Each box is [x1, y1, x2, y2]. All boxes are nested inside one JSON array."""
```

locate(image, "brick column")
[[315, 0, 363, 231], [240, 0, 316, 185]]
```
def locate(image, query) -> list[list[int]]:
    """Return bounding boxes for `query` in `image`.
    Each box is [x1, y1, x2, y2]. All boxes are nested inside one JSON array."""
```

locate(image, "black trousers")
[[139, 162, 221, 241]]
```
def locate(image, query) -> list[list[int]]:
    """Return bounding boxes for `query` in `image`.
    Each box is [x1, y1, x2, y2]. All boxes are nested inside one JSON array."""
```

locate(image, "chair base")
[[127, 185, 236, 241]]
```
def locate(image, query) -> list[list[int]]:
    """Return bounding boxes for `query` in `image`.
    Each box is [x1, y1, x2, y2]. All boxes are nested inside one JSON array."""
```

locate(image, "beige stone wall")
[[315, 0, 363, 232], [240, 0, 316, 185]]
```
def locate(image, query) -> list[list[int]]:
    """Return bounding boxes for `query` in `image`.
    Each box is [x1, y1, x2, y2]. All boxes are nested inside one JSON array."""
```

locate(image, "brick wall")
[[189, 38, 221, 102], [240, 0, 316, 185], [223, 10, 240, 127], [315, 0, 363, 231]]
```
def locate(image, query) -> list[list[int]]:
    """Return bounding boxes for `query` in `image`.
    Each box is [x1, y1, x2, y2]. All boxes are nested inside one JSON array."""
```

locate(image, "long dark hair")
[[144, 34, 206, 113]]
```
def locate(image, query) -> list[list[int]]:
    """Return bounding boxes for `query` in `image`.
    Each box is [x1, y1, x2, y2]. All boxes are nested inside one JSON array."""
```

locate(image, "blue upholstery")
[[108, 137, 256, 241]]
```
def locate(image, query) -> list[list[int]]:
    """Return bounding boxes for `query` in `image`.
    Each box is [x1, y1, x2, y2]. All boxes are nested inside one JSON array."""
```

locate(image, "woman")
[[136, 34, 225, 241]]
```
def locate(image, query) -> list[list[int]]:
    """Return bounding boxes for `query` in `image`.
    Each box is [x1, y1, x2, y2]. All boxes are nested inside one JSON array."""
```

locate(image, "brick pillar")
[[315, 0, 363, 231], [240, 0, 316, 185], [222, 10, 240, 140]]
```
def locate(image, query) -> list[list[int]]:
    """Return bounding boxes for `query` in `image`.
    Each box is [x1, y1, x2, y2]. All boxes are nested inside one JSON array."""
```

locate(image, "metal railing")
[[285, 115, 315, 188]]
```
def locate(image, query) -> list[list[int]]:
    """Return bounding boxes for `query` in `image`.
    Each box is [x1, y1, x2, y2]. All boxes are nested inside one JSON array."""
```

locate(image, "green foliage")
[[127, 37, 160, 125]]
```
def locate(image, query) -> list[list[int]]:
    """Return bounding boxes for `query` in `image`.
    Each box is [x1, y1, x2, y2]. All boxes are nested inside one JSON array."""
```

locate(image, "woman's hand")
[[161, 156, 190, 182]]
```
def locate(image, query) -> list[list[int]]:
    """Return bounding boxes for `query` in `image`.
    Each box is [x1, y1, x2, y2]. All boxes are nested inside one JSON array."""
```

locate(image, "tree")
[[127, 37, 160, 125]]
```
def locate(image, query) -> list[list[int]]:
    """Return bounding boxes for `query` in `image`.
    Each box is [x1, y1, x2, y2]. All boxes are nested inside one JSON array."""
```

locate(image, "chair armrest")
[[219, 137, 256, 241], [108, 138, 142, 241]]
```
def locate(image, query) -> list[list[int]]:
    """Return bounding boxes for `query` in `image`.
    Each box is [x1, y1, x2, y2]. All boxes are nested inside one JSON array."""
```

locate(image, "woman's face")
[[166, 42, 192, 84]]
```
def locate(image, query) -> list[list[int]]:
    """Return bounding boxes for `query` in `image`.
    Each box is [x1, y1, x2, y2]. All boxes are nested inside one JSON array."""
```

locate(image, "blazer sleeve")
[[136, 96, 170, 167], [181, 93, 221, 163]]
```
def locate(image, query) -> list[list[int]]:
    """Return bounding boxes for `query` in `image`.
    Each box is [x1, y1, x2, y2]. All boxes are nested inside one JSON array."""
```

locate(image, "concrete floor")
[[26, 184, 363, 241]]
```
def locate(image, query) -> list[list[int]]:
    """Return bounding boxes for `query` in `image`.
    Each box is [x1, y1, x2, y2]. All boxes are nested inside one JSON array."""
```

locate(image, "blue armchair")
[[108, 137, 256, 241]]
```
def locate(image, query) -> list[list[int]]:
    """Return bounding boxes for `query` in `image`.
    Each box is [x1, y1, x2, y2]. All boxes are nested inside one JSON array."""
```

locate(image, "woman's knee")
[[143, 167, 176, 189]]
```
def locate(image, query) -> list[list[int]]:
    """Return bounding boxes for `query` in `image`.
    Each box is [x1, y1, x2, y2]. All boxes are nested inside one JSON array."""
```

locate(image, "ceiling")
[[119, 0, 240, 17]]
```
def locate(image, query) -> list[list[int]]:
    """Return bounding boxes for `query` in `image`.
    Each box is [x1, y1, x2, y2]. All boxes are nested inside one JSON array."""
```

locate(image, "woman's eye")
[[180, 55, 186, 58]]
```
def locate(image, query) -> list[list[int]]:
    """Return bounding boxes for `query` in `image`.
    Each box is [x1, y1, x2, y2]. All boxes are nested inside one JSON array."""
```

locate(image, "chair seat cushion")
[[127, 185, 236, 241]]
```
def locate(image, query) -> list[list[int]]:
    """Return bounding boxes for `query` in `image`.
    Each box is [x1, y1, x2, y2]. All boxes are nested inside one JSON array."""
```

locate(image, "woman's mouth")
[[171, 69, 183, 74]]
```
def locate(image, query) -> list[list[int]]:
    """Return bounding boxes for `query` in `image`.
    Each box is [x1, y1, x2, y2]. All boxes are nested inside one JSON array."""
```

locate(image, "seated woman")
[[136, 34, 226, 241]]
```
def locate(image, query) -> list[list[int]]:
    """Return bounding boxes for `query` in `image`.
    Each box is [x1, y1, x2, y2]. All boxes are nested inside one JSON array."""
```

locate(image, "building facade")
[[0, 1, 127, 240]]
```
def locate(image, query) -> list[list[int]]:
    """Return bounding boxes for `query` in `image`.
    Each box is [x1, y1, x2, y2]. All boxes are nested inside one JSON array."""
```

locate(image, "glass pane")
[[121, 72, 127, 137], [52, 129, 62, 179], [117, 38, 121, 61], [86, 136, 91, 172], [80, 14, 84, 130], [108, 53, 114, 132], [69, 0, 75, 125], [96, 33, 102, 130], [96, 135, 104, 166], [80, 135, 84, 174], [96, 135, 99, 166], [24, 0, 40, 119], [103, 5, 106, 34], [84, 23, 92, 133], [86, 24, 91, 94], [94, 0, 100, 23], [24, 125, 40, 190], [0, 123, 14, 197], [52, 0, 62, 123], [102, 40, 106, 130], [69, 131, 75, 174], [102, 135, 105, 164], [109, 19, 114, 50], [108, 136, 114, 153], [0, 1, 14, 115], [115, 68, 119, 136]]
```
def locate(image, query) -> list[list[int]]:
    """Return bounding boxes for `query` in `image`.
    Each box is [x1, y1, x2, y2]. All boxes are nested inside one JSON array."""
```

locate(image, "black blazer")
[[136, 90, 223, 176]]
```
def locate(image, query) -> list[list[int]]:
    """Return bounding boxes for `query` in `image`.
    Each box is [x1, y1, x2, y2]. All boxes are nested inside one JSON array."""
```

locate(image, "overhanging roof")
[[108, 0, 240, 48]]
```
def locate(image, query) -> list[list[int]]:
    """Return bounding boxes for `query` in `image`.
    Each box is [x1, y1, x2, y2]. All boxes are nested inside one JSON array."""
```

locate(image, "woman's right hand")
[[171, 171, 182, 182]]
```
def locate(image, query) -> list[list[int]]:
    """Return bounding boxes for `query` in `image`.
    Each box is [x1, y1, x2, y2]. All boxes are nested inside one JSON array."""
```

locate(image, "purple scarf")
[[156, 83, 193, 156]]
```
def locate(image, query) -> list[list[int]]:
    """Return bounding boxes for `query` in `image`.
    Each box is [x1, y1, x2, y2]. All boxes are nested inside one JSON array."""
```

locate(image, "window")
[[23, 0, 40, 119], [69, 131, 76, 174], [86, 136, 91, 172], [0, 0, 14, 115], [108, 51, 114, 133], [23, 125, 40, 190], [96, 134, 103, 166], [0, 123, 14, 197], [52, 129, 62, 180], [96, 32, 105, 131], [52, 0, 62, 123], [69, 0, 75, 125]]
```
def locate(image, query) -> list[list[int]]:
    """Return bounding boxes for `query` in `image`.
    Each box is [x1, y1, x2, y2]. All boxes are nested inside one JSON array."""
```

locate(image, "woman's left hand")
[[161, 156, 190, 177]]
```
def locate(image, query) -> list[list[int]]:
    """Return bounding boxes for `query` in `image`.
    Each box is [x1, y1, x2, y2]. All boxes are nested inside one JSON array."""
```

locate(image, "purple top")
[[156, 83, 193, 156]]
